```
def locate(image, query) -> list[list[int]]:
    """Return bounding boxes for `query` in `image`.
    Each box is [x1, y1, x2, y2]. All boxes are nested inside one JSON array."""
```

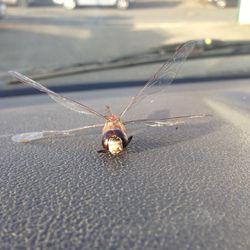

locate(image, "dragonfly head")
[[108, 135, 123, 155]]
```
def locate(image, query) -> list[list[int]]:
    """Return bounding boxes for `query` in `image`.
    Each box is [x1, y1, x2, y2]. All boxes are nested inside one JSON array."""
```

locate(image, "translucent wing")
[[12, 124, 103, 143], [120, 41, 197, 118], [124, 114, 211, 127], [8, 71, 107, 120]]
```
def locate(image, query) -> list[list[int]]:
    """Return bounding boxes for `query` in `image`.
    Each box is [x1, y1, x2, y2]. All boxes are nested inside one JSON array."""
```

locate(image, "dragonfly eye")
[[108, 136, 123, 155]]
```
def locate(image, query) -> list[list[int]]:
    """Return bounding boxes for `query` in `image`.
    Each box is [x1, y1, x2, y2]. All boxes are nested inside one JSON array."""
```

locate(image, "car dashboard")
[[1, 76, 250, 249]]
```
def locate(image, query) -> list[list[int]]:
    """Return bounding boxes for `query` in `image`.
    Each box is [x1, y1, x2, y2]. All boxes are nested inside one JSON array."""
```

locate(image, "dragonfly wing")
[[12, 124, 104, 143], [8, 71, 106, 120], [124, 114, 211, 127], [120, 41, 197, 118], [12, 131, 57, 143]]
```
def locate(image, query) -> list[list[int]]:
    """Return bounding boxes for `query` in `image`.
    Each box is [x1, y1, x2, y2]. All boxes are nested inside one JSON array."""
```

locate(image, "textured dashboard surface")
[[1, 80, 250, 250]]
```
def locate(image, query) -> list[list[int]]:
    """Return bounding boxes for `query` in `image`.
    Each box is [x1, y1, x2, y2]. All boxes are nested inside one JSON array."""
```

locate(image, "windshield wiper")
[[3, 39, 250, 84]]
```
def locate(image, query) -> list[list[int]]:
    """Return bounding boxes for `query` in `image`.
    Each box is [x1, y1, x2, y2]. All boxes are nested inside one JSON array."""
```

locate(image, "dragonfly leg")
[[97, 149, 108, 154], [105, 105, 112, 115], [125, 136, 133, 147]]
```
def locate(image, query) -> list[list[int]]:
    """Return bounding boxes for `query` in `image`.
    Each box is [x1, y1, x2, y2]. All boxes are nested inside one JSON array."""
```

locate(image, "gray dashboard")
[[1, 78, 250, 249]]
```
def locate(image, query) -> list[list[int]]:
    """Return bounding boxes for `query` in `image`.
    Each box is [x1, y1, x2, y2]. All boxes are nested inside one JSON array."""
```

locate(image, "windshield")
[[0, 0, 249, 95]]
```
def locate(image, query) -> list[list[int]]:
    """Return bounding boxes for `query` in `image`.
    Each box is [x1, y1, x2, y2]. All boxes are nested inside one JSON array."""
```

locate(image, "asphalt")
[[0, 0, 249, 74]]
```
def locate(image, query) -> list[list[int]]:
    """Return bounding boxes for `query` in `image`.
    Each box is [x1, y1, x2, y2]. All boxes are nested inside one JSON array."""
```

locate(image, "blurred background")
[[0, 0, 249, 98]]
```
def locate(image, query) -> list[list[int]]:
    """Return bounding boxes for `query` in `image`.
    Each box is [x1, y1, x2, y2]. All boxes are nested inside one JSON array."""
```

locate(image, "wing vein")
[[120, 40, 197, 118], [8, 71, 107, 120]]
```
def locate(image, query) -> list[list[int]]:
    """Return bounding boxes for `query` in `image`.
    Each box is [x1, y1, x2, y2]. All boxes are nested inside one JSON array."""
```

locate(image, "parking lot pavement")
[[0, 0, 249, 73]]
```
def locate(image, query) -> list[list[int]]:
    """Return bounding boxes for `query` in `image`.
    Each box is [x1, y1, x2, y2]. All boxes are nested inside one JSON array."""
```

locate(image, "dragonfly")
[[9, 40, 209, 155]]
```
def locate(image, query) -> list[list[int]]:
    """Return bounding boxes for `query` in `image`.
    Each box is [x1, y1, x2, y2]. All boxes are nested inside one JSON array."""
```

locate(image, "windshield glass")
[[0, 0, 250, 94]]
